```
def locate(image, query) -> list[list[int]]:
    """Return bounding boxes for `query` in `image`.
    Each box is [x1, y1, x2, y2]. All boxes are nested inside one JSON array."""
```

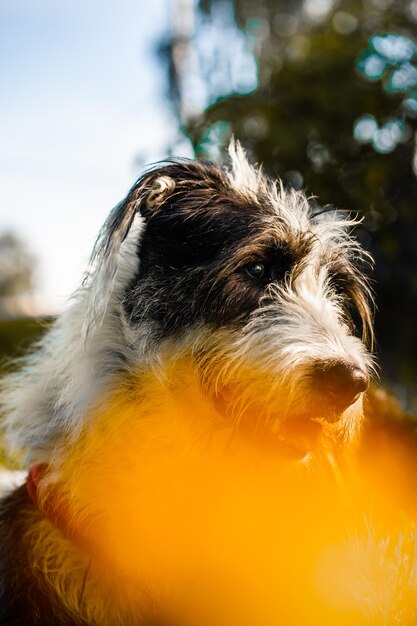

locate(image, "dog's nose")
[[314, 361, 368, 410]]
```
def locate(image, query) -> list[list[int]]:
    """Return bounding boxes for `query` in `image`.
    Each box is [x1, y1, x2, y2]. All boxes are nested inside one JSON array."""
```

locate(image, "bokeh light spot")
[[372, 34, 417, 64], [353, 115, 378, 143], [358, 53, 387, 80]]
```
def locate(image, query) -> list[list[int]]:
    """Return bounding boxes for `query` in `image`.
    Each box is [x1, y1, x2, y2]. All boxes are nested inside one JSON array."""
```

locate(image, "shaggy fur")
[[0, 141, 382, 626]]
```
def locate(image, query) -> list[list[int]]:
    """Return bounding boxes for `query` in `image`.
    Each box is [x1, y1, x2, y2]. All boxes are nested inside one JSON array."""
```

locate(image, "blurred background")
[[0, 0, 416, 409]]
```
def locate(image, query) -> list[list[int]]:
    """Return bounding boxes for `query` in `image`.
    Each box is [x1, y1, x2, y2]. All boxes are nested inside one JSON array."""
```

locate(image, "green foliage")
[[168, 0, 417, 394], [0, 233, 36, 298], [0, 318, 51, 377], [0, 318, 51, 467]]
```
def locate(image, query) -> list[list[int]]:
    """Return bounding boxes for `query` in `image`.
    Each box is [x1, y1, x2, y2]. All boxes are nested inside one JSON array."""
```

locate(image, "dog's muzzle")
[[311, 359, 369, 418], [210, 357, 368, 460]]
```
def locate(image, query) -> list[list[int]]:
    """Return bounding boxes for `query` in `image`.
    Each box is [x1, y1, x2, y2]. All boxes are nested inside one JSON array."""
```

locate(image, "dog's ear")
[[82, 172, 175, 341], [144, 175, 176, 213]]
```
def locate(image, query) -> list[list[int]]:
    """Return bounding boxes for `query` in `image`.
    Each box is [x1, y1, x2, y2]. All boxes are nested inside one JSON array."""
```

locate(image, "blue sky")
[[0, 0, 192, 312]]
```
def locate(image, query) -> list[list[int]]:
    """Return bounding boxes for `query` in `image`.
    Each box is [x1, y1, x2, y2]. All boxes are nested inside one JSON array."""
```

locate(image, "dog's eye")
[[245, 262, 267, 280]]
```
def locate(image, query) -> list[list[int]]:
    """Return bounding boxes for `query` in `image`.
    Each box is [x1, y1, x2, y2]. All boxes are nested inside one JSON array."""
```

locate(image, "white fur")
[[0, 213, 150, 461]]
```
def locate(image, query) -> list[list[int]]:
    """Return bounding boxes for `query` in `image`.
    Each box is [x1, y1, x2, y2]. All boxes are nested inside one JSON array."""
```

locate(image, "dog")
[[0, 141, 385, 625]]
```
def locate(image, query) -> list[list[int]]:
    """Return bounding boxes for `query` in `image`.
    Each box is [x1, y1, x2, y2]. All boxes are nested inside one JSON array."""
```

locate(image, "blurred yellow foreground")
[[36, 370, 417, 626]]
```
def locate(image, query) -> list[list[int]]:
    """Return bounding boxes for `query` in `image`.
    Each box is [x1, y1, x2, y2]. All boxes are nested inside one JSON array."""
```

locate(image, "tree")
[[161, 0, 417, 396], [0, 232, 35, 301]]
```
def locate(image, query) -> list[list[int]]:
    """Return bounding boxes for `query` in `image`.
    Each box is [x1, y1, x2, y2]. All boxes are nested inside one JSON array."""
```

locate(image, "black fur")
[[123, 161, 316, 335], [0, 488, 173, 625], [0, 486, 86, 626]]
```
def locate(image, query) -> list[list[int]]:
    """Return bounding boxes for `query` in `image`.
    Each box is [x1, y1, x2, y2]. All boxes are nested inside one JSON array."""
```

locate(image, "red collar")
[[26, 463, 92, 550]]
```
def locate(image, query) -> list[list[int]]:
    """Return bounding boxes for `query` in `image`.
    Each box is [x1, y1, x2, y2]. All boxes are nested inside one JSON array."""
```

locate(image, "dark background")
[[160, 0, 417, 406]]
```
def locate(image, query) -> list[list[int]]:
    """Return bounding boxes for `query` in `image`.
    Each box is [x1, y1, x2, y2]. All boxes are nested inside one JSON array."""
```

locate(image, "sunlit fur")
[[0, 141, 393, 626]]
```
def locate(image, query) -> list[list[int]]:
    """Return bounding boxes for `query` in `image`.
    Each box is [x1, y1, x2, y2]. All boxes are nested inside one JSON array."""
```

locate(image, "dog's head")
[[83, 141, 374, 460]]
